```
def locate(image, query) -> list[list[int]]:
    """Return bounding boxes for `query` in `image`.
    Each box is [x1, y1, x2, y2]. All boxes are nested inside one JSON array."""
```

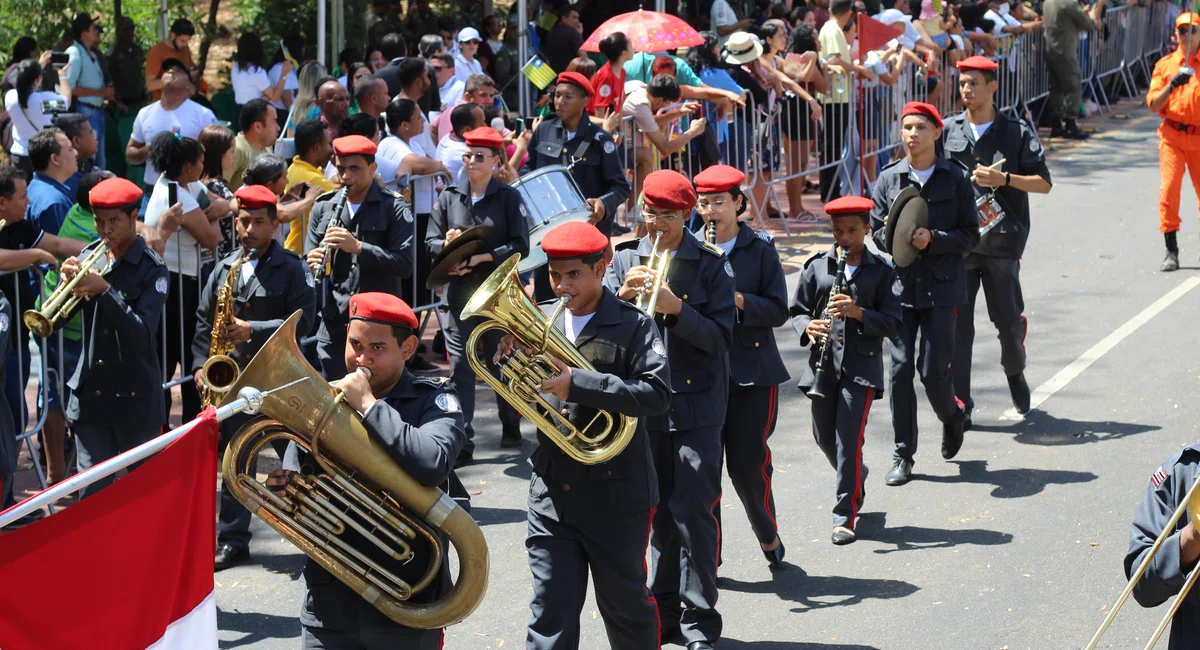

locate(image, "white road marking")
[[1000, 276, 1200, 421]]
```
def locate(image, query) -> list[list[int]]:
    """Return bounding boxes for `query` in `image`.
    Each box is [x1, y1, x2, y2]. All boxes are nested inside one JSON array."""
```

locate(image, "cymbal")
[[427, 224, 492, 289], [883, 186, 928, 268]]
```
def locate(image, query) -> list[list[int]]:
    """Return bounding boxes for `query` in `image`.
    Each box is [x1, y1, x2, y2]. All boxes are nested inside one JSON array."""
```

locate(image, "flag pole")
[[0, 386, 275, 529]]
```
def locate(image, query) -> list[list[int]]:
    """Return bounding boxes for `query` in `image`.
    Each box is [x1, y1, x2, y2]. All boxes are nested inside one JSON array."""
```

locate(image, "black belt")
[[1165, 118, 1199, 134]]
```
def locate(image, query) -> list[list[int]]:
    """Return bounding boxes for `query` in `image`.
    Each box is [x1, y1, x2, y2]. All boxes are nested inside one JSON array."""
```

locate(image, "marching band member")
[[427, 126, 530, 464], [943, 56, 1052, 424], [870, 102, 979, 487], [62, 177, 168, 499], [268, 292, 466, 650], [605, 169, 735, 650], [692, 165, 791, 566], [305, 135, 414, 381], [191, 184, 316, 571], [502, 221, 669, 650], [792, 196, 901, 545]]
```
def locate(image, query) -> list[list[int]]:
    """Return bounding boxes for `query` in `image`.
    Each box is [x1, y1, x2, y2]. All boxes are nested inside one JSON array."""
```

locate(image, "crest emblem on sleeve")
[[305, 268, 315, 287], [519, 203, 528, 218], [604, 141, 616, 154], [1030, 138, 1041, 152], [435, 393, 461, 413], [724, 260, 734, 277], [0, 313, 9, 333], [599, 84, 612, 98], [651, 337, 666, 356], [892, 278, 903, 296], [156, 276, 169, 294]]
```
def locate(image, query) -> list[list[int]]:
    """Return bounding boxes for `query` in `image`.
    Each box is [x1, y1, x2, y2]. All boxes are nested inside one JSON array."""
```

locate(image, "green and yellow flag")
[[522, 56, 557, 90]]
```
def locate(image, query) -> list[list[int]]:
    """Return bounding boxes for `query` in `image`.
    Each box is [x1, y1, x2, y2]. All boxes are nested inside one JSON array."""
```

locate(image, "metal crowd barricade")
[[159, 235, 208, 398], [1095, 5, 1136, 107], [3, 265, 56, 506], [400, 171, 453, 344]]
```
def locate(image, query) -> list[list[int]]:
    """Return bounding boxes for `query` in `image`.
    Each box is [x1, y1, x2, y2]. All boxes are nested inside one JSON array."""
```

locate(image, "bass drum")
[[511, 165, 594, 273]]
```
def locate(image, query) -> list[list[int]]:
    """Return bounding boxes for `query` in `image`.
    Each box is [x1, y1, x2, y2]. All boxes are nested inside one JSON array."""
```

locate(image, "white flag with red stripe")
[[0, 411, 220, 649]]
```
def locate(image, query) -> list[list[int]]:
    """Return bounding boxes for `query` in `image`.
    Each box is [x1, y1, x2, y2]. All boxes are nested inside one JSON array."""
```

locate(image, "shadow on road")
[[855, 511, 1014, 554], [217, 609, 300, 648], [236, 551, 306, 580], [917, 459, 1097, 498], [972, 411, 1160, 447], [720, 564, 919, 613], [472, 505, 528, 526], [721, 640, 881, 649]]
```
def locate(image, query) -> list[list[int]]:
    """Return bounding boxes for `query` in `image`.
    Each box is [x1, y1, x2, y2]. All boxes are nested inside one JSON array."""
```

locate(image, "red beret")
[[556, 71, 594, 96], [464, 127, 504, 149], [349, 292, 418, 329], [900, 101, 943, 129], [824, 196, 874, 216], [541, 221, 608, 259], [956, 55, 999, 72], [693, 165, 745, 194], [234, 184, 278, 210], [332, 134, 378, 157], [88, 177, 143, 209], [643, 170, 697, 211]]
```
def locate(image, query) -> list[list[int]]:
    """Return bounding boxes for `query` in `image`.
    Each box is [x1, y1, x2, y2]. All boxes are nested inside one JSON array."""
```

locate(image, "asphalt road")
[[214, 106, 1199, 650]]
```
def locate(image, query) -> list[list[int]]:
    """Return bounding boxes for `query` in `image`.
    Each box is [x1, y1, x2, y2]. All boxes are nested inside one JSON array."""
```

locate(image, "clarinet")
[[313, 188, 349, 282], [807, 249, 849, 399]]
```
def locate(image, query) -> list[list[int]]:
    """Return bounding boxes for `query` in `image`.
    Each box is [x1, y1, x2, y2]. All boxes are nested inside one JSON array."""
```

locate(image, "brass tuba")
[[460, 253, 638, 465], [219, 311, 489, 629], [200, 248, 258, 408], [24, 241, 110, 338]]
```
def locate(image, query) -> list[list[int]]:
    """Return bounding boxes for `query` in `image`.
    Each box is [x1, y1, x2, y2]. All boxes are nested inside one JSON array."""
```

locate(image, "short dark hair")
[[243, 153, 288, 187], [0, 166, 25, 200], [830, 0, 853, 16], [295, 118, 328, 158], [149, 132, 204, 179], [170, 18, 195, 36], [158, 57, 190, 79], [384, 98, 420, 133], [418, 35, 444, 58], [831, 211, 870, 225], [450, 104, 479, 138], [397, 57, 428, 88], [339, 113, 379, 140], [431, 53, 454, 70], [378, 32, 408, 61], [76, 170, 115, 212], [354, 74, 384, 106], [390, 324, 415, 344], [240, 198, 279, 221], [239, 98, 273, 133], [647, 74, 681, 102], [598, 32, 629, 62], [28, 127, 66, 172], [339, 47, 362, 69], [54, 113, 90, 143], [977, 69, 998, 84]]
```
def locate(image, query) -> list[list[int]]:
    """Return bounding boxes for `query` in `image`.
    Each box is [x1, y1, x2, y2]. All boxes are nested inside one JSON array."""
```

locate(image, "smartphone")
[[50, 51, 68, 68], [513, 118, 525, 136], [168, 182, 178, 208]]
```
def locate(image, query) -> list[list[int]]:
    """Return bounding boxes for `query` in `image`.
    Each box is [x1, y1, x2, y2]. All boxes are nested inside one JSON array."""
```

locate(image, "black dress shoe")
[[612, 222, 632, 235], [831, 526, 857, 545], [687, 642, 715, 650], [432, 330, 446, 356], [500, 434, 522, 448], [454, 450, 474, 468], [214, 544, 249, 571], [407, 354, 439, 374], [962, 406, 973, 432], [1059, 122, 1091, 140], [1162, 249, 1180, 272], [885, 459, 914, 486], [1007, 373, 1031, 414], [942, 409, 968, 459], [762, 538, 785, 569]]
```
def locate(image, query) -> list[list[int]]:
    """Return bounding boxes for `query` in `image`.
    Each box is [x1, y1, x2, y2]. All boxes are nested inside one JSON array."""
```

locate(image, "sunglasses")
[[1180, 25, 1199, 33], [462, 39, 481, 45], [461, 152, 492, 163], [430, 65, 447, 72]]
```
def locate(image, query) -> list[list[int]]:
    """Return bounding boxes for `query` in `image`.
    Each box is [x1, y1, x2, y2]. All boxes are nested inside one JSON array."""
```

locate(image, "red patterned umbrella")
[[579, 10, 706, 54]]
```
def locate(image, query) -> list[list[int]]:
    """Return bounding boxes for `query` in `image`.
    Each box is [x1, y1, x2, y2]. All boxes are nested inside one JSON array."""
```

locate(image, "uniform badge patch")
[[519, 203, 528, 218], [599, 84, 612, 98], [651, 337, 666, 356], [0, 313, 9, 333], [305, 268, 315, 287], [155, 277, 169, 294], [755, 230, 773, 243], [724, 260, 734, 277], [1030, 138, 1040, 152], [604, 141, 616, 154], [435, 393, 461, 413], [1150, 466, 1169, 488], [892, 278, 903, 296]]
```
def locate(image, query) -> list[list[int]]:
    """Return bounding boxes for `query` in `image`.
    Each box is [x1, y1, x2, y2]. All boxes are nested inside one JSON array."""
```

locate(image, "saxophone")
[[200, 248, 259, 408]]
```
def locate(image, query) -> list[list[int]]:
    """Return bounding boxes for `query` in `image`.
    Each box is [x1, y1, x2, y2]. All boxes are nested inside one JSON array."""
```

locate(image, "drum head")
[[512, 166, 589, 232]]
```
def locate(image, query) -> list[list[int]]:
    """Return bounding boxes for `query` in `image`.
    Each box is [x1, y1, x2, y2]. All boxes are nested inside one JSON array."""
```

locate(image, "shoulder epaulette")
[[882, 157, 905, 170], [700, 240, 724, 256], [802, 251, 824, 269], [949, 158, 972, 173], [383, 188, 403, 199], [614, 239, 639, 252], [412, 376, 449, 387], [754, 230, 774, 244], [146, 248, 165, 265], [315, 189, 340, 202]]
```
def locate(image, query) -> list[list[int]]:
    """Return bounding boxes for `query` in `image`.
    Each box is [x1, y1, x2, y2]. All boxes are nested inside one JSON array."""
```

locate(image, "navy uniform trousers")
[[890, 306, 959, 463], [810, 374, 875, 528], [952, 254, 1026, 410], [437, 311, 520, 453], [719, 383, 780, 544]]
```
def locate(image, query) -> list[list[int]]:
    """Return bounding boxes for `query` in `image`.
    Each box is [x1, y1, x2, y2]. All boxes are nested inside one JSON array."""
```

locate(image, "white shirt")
[[3, 89, 67, 156], [239, 258, 259, 286], [875, 9, 921, 50], [715, 237, 736, 255], [564, 311, 595, 344], [435, 136, 468, 184], [268, 62, 300, 110], [453, 53, 483, 83], [131, 99, 219, 184], [711, 0, 739, 48], [439, 77, 465, 107], [910, 164, 935, 187], [970, 120, 993, 141], [231, 64, 271, 105], [488, 39, 504, 55], [844, 264, 858, 281], [144, 176, 210, 276], [378, 134, 436, 213]]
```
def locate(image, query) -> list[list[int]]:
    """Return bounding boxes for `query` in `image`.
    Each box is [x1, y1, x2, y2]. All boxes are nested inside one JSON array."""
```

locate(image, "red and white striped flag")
[[0, 411, 220, 649]]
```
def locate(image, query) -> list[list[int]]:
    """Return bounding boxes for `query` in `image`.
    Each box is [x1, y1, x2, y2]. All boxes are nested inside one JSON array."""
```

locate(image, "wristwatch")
[[1004, 172, 1011, 186]]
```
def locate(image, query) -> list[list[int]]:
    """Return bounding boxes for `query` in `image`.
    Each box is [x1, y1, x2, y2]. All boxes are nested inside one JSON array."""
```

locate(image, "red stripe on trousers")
[[711, 491, 723, 573], [1020, 315, 1028, 354], [645, 506, 661, 647], [848, 387, 874, 527], [760, 385, 779, 530]]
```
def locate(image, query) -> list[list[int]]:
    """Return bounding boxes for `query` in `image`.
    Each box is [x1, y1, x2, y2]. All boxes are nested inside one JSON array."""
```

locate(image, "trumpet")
[[23, 241, 110, 338], [635, 231, 672, 316]]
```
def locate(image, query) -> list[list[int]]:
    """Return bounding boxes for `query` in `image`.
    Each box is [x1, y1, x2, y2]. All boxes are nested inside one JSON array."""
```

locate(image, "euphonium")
[[460, 253, 638, 465], [634, 231, 672, 317], [200, 248, 258, 408], [218, 311, 489, 629], [23, 241, 110, 338]]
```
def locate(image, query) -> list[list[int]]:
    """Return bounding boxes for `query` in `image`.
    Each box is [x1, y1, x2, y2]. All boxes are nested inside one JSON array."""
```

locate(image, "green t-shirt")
[[623, 53, 703, 87], [41, 203, 99, 341]]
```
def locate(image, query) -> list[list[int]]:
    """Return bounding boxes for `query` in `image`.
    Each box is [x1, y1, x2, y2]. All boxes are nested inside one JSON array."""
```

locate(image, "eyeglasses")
[[642, 210, 682, 223], [695, 198, 729, 212], [430, 65, 446, 72], [461, 152, 492, 163]]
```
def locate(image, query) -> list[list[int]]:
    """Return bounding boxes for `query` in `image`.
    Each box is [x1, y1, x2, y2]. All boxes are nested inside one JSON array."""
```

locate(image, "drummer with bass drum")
[[518, 72, 630, 301], [941, 56, 1052, 424]]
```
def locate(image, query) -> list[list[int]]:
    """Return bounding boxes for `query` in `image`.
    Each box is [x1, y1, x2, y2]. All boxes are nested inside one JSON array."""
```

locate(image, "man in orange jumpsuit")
[[1149, 12, 1200, 272]]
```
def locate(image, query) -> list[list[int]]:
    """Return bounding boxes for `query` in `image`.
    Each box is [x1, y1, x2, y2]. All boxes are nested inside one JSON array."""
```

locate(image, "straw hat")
[[721, 32, 763, 66]]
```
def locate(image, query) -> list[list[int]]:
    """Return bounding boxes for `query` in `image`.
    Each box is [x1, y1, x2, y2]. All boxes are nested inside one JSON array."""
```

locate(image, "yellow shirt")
[[284, 157, 337, 254]]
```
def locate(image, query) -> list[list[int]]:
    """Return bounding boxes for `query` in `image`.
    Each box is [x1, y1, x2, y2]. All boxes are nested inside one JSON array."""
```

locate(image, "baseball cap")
[[71, 13, 102, 33], [457, 27, 482, 42]]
